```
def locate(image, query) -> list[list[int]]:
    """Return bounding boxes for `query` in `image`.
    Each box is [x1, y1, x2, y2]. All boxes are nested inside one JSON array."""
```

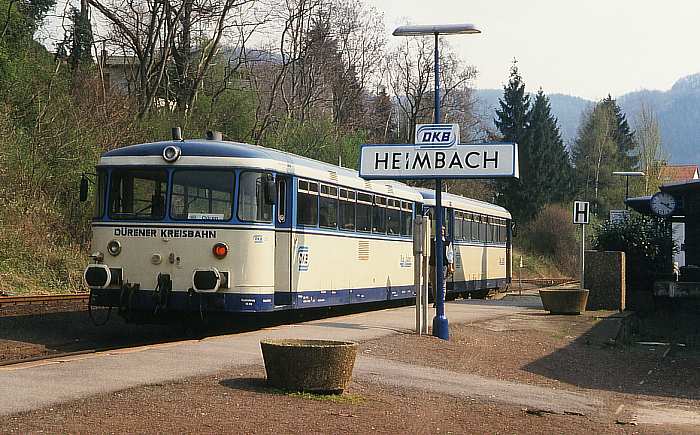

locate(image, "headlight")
[[162, 145, 181, 162], [107, 240, 122, 256]]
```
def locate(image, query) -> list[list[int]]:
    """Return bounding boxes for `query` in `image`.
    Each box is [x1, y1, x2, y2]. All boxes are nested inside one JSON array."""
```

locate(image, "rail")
[[0, 293, 89, 307], [518, 278, 576, 287]]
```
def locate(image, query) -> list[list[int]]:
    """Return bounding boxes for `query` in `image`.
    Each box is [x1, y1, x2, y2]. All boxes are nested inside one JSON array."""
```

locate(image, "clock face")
[[650, 192, 677, 217]]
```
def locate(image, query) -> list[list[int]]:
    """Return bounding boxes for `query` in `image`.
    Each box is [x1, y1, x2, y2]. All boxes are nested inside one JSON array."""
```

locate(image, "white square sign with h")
[[573, 201, 590, 224]]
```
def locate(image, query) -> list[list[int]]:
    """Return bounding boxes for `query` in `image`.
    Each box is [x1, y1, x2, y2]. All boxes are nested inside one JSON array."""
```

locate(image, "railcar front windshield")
[[171, 170, 234, 221], [108, 168, 168, 220]]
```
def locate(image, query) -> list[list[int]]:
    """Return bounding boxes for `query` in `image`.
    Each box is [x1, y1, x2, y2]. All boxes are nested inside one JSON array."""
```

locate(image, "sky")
[[364, 0, 700, 100]]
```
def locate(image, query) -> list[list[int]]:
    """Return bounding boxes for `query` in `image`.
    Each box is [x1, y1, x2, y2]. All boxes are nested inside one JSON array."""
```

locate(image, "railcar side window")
[[499, 218, 507, 243], [94, 170, 107, 219], [480, 216, 488, 243], [277, 178, 287, 223], [109, 169, 168, 220], [339, 189, 356, 231], [454, 211, 463, 240], [463, 213, 471, 241], [319, 184, 338, 229], [171, 170, 234, 221], [297, 179, 318, 226], [372, 196, 386, 233], [356, 192, 372, 232], [238, 171, 273, 223], [471, 214, 479, 242], [386, 199, 401, 235], [400, 201, 412, 236]]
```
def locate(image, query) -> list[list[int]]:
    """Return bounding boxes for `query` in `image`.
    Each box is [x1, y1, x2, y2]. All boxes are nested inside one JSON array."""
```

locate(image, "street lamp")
[[612, 171, 645, 209], [393, 23, 481, 340]]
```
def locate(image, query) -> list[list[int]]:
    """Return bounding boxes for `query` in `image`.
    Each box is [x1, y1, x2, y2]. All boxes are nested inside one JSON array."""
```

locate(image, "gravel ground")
[[0, 301, 183, 362], [0, 299, 412, 363], [1, 295, 698, 433], [0, 365, 656, 434]]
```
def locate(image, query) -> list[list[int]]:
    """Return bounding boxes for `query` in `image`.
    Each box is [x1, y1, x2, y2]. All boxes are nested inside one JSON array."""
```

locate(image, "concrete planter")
[[260, 339, 358, 394], [539, 288, 589, 315]]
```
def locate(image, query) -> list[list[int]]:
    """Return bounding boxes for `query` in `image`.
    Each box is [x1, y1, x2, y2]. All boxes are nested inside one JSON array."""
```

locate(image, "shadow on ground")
[[523, 301, 700, 400], [219, 377, 271, 393], [0, 300, 412, 362]]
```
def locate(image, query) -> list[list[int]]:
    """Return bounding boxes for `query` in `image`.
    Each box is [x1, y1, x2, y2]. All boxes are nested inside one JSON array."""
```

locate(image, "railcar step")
[[273, 304, 293, 310]]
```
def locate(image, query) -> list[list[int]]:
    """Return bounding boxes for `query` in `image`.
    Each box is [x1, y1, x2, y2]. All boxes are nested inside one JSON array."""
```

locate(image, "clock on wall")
[[650, 191, 677, 217]]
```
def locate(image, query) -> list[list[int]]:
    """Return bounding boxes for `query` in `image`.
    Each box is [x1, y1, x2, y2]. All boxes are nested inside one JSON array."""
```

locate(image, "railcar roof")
[[417, 188, 511, 219], [99, 139, 422, 201]]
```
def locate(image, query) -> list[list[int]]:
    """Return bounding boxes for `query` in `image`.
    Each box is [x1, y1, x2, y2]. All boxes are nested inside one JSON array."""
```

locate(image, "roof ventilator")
[[206, 130, 223, 141]]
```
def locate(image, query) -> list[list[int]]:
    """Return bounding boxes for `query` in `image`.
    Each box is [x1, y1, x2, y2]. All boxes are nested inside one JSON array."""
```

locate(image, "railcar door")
[[506, 219, 513, 283], [273, 175, 293, 306]]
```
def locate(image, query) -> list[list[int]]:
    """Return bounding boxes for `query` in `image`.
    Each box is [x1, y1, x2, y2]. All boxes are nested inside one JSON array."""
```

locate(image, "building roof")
[[658, 164, 699, 183]]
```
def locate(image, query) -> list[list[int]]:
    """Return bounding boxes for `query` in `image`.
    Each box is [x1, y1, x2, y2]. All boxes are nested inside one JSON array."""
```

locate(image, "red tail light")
[[213, 242, 228, 259]]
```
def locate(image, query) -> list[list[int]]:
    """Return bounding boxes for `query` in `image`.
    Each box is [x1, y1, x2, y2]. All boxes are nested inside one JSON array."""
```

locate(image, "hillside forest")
[[0, 0, 665, 293]]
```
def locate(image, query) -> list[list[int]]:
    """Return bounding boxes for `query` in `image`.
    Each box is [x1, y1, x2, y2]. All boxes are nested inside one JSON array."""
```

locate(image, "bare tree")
[[385, 36, 433, 143], [634, 102, 665, 194], [385, 37, 478, 143], [327, 0, 384, 127], [88, 0, 260, 117], [246, 0, 328, 142]]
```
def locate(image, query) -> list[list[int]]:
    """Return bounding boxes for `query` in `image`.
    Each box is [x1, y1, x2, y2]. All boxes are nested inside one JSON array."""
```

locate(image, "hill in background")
[[475, 73, 700, 164]]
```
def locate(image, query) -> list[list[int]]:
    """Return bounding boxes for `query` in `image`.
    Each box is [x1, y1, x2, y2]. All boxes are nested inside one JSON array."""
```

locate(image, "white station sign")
[[359, 141, 519, 180]]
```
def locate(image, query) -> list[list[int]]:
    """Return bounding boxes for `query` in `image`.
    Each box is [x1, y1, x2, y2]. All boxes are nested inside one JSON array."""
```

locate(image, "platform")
[[0, 301, 524, 416]]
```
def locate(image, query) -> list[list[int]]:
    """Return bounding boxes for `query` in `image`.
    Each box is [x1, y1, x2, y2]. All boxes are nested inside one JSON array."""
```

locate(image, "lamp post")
[[612, 171, 645, 209], [393, 23, 481, 340]]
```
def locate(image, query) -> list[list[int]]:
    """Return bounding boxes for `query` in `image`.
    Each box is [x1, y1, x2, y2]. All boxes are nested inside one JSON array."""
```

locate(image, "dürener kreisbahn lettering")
[[113, 227, 217, 238]]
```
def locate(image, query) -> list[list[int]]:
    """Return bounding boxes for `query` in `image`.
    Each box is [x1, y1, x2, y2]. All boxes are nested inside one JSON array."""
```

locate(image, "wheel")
[[470, 289, 490, 299]]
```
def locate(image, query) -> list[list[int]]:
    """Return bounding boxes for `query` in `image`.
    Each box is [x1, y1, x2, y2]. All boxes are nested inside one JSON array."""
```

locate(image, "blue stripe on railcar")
[[91, 277, 507, 314]]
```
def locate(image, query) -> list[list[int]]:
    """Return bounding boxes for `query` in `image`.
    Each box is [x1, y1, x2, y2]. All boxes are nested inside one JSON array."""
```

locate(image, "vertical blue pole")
[[434, 33, 441, 125], [432, 32, 449, 340]]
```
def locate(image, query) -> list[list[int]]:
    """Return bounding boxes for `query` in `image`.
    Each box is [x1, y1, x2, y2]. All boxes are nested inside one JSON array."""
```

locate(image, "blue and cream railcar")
[[418, 190, 512, 298], [83, 137, 422, 317]]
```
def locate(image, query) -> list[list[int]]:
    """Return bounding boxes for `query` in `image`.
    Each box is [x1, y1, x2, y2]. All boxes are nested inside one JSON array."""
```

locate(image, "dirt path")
[[356, 356, 601, 414], [1, 296, 698, 433]]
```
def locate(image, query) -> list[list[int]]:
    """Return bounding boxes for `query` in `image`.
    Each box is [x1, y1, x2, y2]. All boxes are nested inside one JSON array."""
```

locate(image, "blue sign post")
[[394, 24, 481, 340], [361, 23, 519, 341], [431, 32, 449, 339]]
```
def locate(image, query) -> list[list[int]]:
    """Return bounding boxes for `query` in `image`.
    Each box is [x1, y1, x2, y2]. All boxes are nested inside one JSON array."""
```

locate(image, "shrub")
[[592, 214, 675, 275], [592, 214, 675, 310], [516, 204, 579, 277]]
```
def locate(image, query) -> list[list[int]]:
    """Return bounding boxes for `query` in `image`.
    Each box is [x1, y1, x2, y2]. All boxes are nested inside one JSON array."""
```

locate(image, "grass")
[[0, 212, 87, 296], [286, 391, 365, 405], [512, 248, 567, 279]]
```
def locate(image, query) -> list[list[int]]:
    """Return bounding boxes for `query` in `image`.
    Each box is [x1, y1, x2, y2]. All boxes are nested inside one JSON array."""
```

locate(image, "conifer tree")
[[600, 95, 638, 170], [529, 90, 573, 203], [495, 62, 530, 143], [494, 61, 535, 223]]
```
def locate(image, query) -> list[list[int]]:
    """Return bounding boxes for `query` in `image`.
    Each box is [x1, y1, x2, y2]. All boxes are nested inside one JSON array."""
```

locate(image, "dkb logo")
[[414, 124, 460, 148]]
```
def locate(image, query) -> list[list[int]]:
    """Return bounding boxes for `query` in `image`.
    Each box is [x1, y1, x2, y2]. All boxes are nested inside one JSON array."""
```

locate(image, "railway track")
[[518, 278, 575, 287], [0, 293, 89, 307], [0, 280, 571, 308]]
